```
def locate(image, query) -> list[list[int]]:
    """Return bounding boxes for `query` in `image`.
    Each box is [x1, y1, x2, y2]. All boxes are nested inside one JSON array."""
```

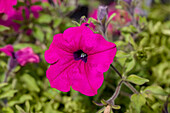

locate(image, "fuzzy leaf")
[[37, 14, 52, 23], [125, 57, 135, 72], [144, 86, 167, 95], [15, 105, 26, 113], [127, 75, 149, 85], [0, 25, 10, 32], [25, 101, 30, 113], [0, 83, 8, 88], [0, 90, 18, 99], [130, 94, 146, 113], [106, 13, 116, 27], [111, 105, 121, 109], [21, 74, 40, 92]]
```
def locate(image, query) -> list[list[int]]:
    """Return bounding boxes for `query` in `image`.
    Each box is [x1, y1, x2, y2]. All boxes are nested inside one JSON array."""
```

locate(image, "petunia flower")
[[0, 0, 42, 33], [0, 45, 14, 57], [0, 45, 40, 66], [0, 0, 17, 15], [44, 23, 117, 96]]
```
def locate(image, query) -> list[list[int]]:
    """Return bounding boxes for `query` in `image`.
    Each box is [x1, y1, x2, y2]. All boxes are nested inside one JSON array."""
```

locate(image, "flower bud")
[[8, 57, 18, 70], [97, 5, 108, 25]]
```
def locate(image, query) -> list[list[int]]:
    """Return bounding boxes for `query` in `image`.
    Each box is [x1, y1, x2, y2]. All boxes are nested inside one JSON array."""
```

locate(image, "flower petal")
[[63, 26, 82, 52], [0, 44, 14, 57], [44, 33, 73, 64], [79, 27, 117, 72], [46, 59, 75, 92], [16, 47, 39, 66], [71, 61, 104, 96], [0, 0, 17, 15], [87, 34, 117, 72]]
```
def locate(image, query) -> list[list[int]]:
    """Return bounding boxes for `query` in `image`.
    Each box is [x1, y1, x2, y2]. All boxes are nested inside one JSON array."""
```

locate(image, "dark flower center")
[[73, 50, 88, 63], [12, 52, 16, 59]]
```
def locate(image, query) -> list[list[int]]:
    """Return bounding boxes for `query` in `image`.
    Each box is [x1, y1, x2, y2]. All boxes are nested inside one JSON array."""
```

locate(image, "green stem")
[[110, 64, 122, 78], [3, 69, 11, 83], [110, 64, 139, 94], [108, 80, 124, 104], [124, 81, 139, 94]]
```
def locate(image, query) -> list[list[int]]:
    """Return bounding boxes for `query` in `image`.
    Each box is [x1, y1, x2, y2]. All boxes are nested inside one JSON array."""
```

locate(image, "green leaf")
[[125, 56, 135, 73], [101, 99, 107, 105], [25, 101, 30, 113], [19, 94, 33, 103], [130, 94, 146, 113], [0, 83, 8, 88], [127, 75, 149, 85], [72, 20, 80, 26], [90, 18, 100, 25], [0, 90, 18, 99], [111, 105, 121, 109], [33, 1, 41, 5], [114, 41, 127, 47], [116, 50, 129, 66], [34, 102, 42, 111], [2, 107, 14, 113], [15, 2, 26, 7], [143, 86, 167, 96], [53, 18, 62, 28], [116, 50, 129, 58], [37, 14, 52, 24], [139, 16, 147, 26], [15, 105, 26, 113], [128, 36, 137, 50], [106, 13, 116, 26], [139, 37, 149, 47], [0, 25, 10, 32], [33, 27, 45, 42], [162, 29, 170, 36], [21, 74, 40, 92]]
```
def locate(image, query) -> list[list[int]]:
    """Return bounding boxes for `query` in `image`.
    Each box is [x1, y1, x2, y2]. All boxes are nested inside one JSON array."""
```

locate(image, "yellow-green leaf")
[[0, 25, 10, 32], [127, 75, 149, 85]]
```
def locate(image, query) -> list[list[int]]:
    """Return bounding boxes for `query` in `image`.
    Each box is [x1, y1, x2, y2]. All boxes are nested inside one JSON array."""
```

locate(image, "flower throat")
[[73, 50, 88, 63]]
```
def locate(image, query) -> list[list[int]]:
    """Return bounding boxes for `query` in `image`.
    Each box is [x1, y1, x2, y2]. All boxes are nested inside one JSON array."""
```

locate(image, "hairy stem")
[[3, 69, 11, 83], [108, 80, 124, 104], [110, 64, 139, 94], [110, 64, 122, 78], [124, 81, 139, 94]]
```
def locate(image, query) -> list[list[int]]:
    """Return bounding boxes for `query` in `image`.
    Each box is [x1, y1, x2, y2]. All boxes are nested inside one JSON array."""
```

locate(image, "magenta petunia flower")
[[44, 23, 117, 96], [0, 0, 17, 15], [0, 0, 42, 33], [0, 45, 40, 66], [15, 47, 40, 66]]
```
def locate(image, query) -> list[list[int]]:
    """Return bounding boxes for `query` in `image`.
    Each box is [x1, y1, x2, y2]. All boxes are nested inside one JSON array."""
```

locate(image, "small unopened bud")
[[8, 57, 18, 70], [80, 16, 86, 24], [97, 5, 108, 25], [104, 105, 111, 113]]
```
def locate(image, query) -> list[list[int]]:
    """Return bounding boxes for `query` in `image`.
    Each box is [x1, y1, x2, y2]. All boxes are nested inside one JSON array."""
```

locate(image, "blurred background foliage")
[[0, 0, 170, 113]]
